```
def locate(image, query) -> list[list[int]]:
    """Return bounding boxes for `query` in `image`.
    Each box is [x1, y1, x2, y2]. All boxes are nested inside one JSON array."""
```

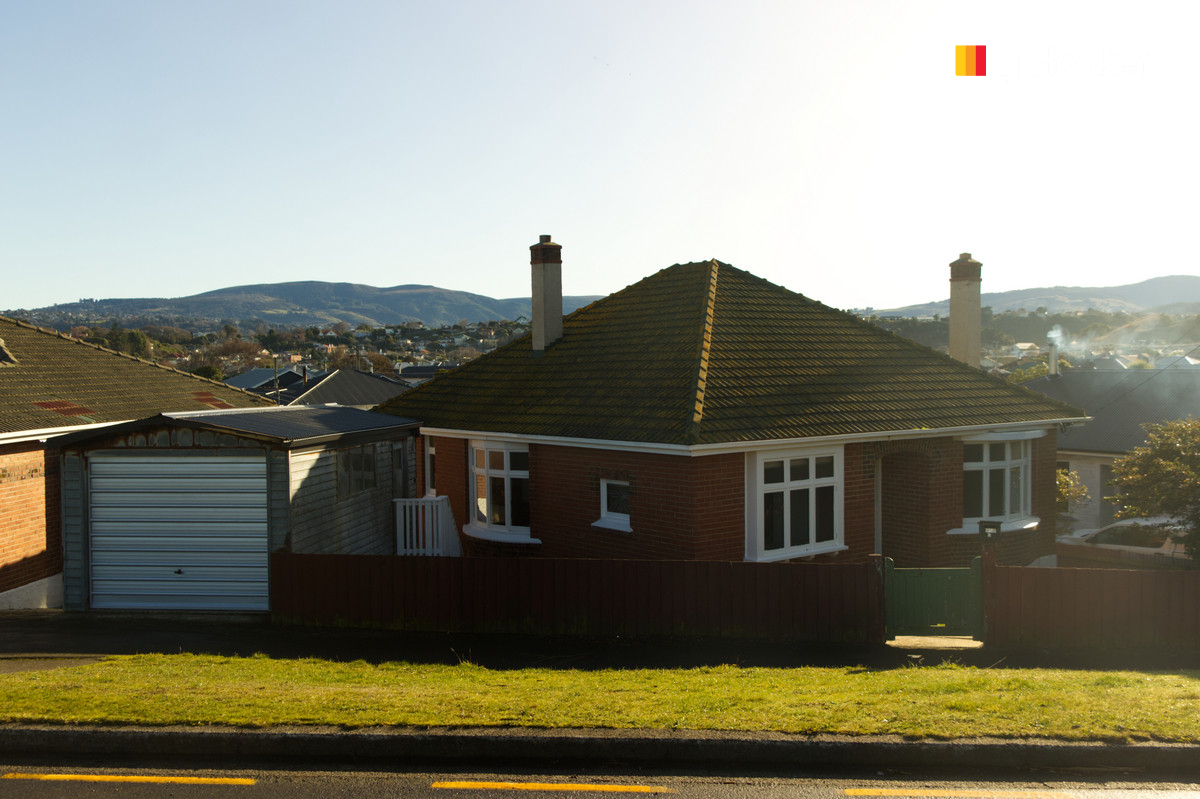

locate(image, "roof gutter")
[[417, 416, 1091, 457], [0, 420, 126, 446]]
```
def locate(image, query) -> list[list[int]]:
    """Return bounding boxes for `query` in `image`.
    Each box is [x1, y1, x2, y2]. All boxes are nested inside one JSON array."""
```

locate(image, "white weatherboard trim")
[[418, 418, 1086, 457]]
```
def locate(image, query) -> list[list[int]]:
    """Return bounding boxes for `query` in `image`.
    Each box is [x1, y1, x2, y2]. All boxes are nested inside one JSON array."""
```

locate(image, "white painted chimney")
[[530, 234, 563, 353], [949, 252, 982, 368]]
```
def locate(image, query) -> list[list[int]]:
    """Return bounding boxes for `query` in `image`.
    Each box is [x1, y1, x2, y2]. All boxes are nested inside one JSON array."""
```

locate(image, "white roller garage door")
[[88, 454, 269, 610]]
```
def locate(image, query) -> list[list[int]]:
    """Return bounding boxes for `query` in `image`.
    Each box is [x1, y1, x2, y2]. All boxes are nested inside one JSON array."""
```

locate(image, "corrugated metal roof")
[[377, 261, 1085, 446], [169, 405, 420, 442]]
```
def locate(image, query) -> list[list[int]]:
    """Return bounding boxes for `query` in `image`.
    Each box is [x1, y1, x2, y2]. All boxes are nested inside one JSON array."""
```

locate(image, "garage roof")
[[55, 405, 421, 448]]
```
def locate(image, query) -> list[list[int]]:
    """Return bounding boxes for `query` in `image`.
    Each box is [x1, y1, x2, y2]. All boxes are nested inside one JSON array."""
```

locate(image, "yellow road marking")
[[2, 772, 256, 785], [849, 787, 1075, 791], [433, 781, 676, 793]]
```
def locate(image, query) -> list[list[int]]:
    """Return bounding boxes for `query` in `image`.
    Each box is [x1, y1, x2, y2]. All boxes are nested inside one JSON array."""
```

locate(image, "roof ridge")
[[686, 260, 720, 443]]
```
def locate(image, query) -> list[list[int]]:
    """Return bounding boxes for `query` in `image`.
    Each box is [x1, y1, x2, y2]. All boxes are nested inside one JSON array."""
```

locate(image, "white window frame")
[[745, 447, 846, 562], [463, 439, 537, 543], [424, 440, 436, 496], [593, 479, 632, 533], [953, 430, 1043, 534]]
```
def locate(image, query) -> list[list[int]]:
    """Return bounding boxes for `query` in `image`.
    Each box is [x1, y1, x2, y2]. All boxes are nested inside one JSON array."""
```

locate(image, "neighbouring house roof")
[[224, 367, 311, 391], [279, 369, 410, 407], [1023, 369, 1200, 455], [54, 405, 421, 449], [376, 261, 1086, 447], [0, 316, 272, 438]]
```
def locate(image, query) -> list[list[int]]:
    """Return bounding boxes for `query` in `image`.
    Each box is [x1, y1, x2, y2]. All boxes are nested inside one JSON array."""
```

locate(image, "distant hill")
[[875, 275, 1200, 317], [5, 282, 604, 331]]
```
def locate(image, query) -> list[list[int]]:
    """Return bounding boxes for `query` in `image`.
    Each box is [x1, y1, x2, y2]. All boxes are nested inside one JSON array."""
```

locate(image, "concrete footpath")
[[2, 610, 1198, 774]]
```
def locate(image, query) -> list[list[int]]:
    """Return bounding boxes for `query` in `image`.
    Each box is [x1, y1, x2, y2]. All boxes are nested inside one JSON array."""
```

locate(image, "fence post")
[[980, 533, 998, 645], [866, 554, 887, 644]]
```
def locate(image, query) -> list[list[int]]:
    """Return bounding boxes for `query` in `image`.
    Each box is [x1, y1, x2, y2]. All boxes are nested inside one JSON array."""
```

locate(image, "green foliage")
[[190, 365, 223, 381], [1056, 468, 1089, 531], [124, 329, 151, 359], [1007, 357, 1071, 384], [106, 321, 124, 352], [1112, 417, 1200, 565]]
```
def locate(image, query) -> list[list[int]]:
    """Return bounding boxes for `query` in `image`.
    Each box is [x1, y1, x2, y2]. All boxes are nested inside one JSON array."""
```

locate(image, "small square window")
[[594, 479, 632, 533]]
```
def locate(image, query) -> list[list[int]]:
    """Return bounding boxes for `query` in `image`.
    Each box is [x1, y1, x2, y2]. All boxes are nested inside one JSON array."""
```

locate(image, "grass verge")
[[0, 655, 1197, 742]]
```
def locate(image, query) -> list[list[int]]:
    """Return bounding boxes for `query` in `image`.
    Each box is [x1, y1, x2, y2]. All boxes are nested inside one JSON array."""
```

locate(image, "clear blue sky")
[[2, 1, 1194, 312]]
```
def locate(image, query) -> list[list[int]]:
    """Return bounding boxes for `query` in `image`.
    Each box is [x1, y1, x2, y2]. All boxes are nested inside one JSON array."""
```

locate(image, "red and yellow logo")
[[956, 45, 986, 76]]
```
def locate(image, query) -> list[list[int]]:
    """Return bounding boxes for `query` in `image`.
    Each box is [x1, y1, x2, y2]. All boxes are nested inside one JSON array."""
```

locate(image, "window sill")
[[462, 523, 542, 545], [749, 544, 848, 563], [947, 517, 1040, 535], [591, 516, 633, 535]]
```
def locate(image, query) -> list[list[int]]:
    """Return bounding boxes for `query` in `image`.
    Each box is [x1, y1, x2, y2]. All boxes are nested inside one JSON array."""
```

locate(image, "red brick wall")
[[879, 450, 931, 567], [689, 453, 746, 560], [840, 445, 877, 561], [422, 429, 1059, 567], [530, 446, 744, 560], [426, 436, 470, 548], [0, 442, 60, 594]]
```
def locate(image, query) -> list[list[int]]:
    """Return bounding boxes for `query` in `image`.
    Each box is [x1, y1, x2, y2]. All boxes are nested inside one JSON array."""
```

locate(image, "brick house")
[[376, 239, 1087, 568], [0, 317, 272, 609]]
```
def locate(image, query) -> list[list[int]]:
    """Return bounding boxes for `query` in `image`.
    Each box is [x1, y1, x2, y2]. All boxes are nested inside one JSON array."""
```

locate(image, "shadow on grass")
[[3, 610, 1198, 673]]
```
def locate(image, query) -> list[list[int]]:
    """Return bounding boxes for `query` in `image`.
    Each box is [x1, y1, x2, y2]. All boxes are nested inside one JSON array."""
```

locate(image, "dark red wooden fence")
[[270, 552, 1200, 650], [270, 553, 886, 643], [984, 564, 1200, 649]]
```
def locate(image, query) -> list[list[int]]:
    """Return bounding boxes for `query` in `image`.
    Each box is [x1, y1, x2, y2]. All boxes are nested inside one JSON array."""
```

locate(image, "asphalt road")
[[2, 764, 1200, 799]]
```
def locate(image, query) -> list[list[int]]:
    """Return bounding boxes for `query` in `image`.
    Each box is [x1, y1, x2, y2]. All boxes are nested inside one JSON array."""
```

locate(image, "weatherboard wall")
[[287, 445, 395, 556]]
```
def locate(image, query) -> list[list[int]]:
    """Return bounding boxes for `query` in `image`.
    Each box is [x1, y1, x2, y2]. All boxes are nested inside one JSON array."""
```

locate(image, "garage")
[[56, 405, 422, 612], [87, 453, 268, 611]]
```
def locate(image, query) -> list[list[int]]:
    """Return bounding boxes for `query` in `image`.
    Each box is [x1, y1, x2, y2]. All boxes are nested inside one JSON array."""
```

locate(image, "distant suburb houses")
[[376, 240, 1087, 569]]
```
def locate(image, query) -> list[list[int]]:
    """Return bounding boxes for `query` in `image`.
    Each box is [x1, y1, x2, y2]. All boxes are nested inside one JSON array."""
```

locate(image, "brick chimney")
[[530, 234, 563, 353], [949, 252, 982, 368]]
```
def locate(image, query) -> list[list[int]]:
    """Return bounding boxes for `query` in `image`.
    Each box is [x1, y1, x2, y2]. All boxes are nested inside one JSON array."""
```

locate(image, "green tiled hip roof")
[[376, 261, 1085, 446], [0, 316, 272, 435]]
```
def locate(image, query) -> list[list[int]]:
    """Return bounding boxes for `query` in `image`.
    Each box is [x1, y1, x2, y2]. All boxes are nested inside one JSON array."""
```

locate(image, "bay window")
[[466, 440, 533, 541], [747, 448, 845, 561], [960, 432, 1040, 530]]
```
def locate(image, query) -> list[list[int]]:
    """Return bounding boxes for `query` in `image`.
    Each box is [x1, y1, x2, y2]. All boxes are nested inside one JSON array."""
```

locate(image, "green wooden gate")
[[884, 557, 983, 639]]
